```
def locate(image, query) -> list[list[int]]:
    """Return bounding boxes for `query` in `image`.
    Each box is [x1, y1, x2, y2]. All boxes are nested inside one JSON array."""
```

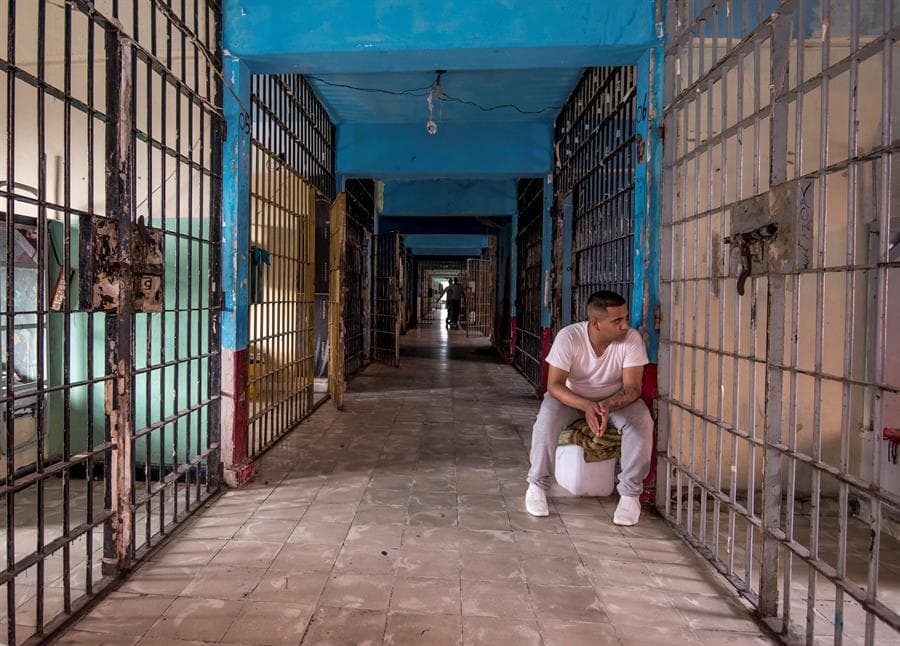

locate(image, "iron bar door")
[[0, 1, 223, 642], [514, 178, 544, 390], [660, 1, 900, 642], [247, 74, 325, 458], [373, 232, 400, 367]]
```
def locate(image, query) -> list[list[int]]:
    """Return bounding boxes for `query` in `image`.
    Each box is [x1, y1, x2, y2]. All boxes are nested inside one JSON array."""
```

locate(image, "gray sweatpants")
[[526, 393, 654, 497]]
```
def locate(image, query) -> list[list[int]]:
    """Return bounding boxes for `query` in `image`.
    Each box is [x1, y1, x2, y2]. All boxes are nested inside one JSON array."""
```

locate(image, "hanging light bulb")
[[425, 70, 446, 136]]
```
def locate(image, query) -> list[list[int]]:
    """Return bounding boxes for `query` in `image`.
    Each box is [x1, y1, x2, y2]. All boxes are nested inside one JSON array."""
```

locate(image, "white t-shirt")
[[544, 323, 648, 401]]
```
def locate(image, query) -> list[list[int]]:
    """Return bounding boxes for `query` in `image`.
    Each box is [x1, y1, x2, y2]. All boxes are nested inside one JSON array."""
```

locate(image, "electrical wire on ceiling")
[[303, 72, 562, 116], [304, 75, 433, 97]]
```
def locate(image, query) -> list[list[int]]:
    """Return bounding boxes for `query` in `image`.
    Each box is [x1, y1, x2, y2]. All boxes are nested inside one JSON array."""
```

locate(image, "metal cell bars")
[[773, 1, 900, 642], [0, 0, 223, 642], [0, 3, 114, 642], [661, 0, 900, 642], [465, 242, 496, 338], [344, 179, 374, 378], [661, 0, 782, 616], [554, 66, 637, 317], [373, 232, 400, 367], [247, 138, 315, 458], [251, 75, 336, 202], [126, 0, 223, 562], [514, 178, 543, 390], [418, 259, 466, 323]]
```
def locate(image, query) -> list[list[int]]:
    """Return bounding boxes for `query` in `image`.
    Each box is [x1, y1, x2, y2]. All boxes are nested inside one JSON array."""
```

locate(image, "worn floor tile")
[[54, 630, 141, 645], [73, 592, 175, 637], [300, 606, 387, 646], [150, 539, 226, 568], [269, 543, 341, 573], [600, 587, 688, 628], [529, 584, 608, 623], [143, 596, 243, 642], [540, 619, 620, 646], [668, 592, 762, 632], [522, 555, 591, 586], [180, 565, 267, 601], [334, 544, 399, 574], [396, 547, 461, 579], [117, 563, 197, 597], [319, 573, 394, 611], [220, 601, 313, 644], [460, 551, 524, 582], [61, 325, 778, 645], [287, 521, 351, 545], [384, 612, 462, 646], [250, 570, 329, 605], [462, 616, 542, 646], [208, 540, 282, 569], [615, 623, 696, 645], [233, 518, 298, 543], [461, 580, 534, 619], [390, 577, 461, 615]]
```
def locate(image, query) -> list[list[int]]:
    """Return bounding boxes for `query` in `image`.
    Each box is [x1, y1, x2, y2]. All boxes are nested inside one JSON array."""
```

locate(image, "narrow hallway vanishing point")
[[56, 322, 773, 646]]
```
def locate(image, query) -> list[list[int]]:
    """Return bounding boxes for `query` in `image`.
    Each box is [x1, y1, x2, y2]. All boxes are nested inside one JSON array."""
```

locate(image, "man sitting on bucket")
[[525, 290, 653, 526]]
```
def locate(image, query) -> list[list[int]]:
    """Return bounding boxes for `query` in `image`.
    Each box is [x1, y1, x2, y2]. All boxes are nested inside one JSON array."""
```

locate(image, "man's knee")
[[618, 400, 654, 437]]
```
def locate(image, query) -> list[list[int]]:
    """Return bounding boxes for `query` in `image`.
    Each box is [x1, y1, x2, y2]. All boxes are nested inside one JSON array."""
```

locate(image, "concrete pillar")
[[633, 45, 664, 363], [220, 56, 255, 487]]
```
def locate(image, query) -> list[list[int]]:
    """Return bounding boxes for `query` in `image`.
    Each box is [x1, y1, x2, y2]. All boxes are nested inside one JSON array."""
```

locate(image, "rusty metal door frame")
[[328, 193, 347, 410]]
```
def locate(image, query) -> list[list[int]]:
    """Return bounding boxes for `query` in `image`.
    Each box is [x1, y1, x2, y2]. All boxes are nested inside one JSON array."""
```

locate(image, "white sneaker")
[[614, 495, 641, 526], [525, 483, 549, 517]]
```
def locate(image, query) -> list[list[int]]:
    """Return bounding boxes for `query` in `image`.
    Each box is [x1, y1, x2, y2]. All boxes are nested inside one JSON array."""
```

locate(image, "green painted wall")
[[47, 220, 212, 470]]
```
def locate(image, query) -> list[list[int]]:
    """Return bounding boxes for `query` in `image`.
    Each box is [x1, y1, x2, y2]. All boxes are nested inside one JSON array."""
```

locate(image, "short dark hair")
[[586, 290, 626, 317]]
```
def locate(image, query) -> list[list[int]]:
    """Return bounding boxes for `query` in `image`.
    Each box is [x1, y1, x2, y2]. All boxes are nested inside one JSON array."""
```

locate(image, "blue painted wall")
[[382, 179, 516, 216], [224, 1, 657, 74], [337, 122, 552, 179], [222, 58, 252, 352], [403, 234, 490, 258], [631, 28, 664, 362]]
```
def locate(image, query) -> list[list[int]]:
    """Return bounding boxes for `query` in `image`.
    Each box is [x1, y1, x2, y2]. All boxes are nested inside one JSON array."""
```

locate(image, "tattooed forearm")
[[601, 385, 641, 411]]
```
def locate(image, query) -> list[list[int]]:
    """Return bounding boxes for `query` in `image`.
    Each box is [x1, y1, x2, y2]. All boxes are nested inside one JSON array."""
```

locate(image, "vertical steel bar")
[[104, 28, 135, 572], [4, 1, 15, 638], [85, 8, 96, 597], [864, 3, 893, 644], [62, 0, 76, 612], [807, 0, 832, 638], [759, 4, 791, 622], [34, 0, 49, 630]]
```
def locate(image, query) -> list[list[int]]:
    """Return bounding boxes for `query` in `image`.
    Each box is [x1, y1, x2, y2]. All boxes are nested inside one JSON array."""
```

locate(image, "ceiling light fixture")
[[426, 69, 446, 135]]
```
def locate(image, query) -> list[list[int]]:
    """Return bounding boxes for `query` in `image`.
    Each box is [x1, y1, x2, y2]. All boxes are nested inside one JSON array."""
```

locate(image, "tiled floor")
[[56, 322, 775, 645]]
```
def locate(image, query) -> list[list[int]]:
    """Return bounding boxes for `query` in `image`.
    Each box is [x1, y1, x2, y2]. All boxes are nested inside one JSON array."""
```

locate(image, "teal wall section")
[[46, 221, 212, 467], [46, 221, 106, 462]]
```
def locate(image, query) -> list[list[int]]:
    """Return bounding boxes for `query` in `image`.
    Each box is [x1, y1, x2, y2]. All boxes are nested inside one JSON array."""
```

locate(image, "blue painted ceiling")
[[307, 68, 584, 125], [225, 1, 659, 252]]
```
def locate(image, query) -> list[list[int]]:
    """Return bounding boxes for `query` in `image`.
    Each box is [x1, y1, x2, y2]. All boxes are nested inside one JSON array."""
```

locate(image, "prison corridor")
[[51, 322, 773, 646]]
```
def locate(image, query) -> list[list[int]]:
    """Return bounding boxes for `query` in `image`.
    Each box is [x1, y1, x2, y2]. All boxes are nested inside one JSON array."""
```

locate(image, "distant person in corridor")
[[526, 290, 653, 526], [440, 277, 465, 329]]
